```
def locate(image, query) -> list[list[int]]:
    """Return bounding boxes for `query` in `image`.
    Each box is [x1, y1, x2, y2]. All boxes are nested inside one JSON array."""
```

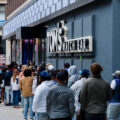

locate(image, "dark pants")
[[13, 90, 20, 106], [51, 116, 71, 120], [85, 113, 106, 120], [1, 88, 5, 102]]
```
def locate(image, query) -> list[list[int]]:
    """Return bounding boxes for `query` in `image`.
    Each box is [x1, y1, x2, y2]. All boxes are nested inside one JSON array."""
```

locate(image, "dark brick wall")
[[6, 0, 26, 17]]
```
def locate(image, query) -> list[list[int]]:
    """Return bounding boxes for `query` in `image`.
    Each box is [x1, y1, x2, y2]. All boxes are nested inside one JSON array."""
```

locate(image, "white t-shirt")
[[11, 76, 20, 91], [111, 80, 116, 90]]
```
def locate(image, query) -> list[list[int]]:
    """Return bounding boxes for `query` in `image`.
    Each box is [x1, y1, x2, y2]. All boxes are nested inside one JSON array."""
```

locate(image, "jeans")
[[85, 113, 106, 120], [35, 112, 48, 120], [1, 87, 5, 102], [21, 96, 24, 109], [5, 86, 12, 104], [23, 96, 33, 119], [107, 103, 120, 120], [13, 90, 20, 106]]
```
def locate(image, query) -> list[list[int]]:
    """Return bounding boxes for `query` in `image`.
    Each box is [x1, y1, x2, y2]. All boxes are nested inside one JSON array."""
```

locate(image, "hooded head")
[[68, 65, 77, 76]]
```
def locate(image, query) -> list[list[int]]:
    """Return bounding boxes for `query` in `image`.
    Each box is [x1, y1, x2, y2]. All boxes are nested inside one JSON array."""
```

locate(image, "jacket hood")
[[68, 65, 77, 76]]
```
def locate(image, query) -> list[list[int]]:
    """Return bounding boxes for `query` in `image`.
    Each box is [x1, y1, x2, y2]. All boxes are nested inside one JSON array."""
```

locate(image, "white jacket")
[[70, 78, 86, 112], [32, 80, 54, 113], [68, 65, 79, 87], [11, 76, 19, 91]]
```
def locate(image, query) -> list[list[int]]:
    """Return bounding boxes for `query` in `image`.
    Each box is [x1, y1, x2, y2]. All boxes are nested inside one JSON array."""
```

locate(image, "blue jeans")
[[23, 96, 33, 119], [107, 103, 120, 120], [13, 90, 20, 106], [21, 96, 24, 109]]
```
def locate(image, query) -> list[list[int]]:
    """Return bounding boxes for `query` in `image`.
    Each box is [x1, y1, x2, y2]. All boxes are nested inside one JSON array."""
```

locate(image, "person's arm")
[[32, 86, 42, 112], [10, 77, 12, 86], [46, 90, 52, 116], [79, 81, 88, 111], [68, 90, 75, 117], [19, 78, 22, 91], [106, 81, 114, 101]]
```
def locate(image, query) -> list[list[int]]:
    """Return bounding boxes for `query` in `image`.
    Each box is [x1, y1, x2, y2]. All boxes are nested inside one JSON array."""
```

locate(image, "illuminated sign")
[[47, 21, 93, 53]]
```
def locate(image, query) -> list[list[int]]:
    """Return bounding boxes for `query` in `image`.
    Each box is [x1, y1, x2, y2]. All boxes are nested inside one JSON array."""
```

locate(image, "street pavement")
[[0, 104, 23, 120]]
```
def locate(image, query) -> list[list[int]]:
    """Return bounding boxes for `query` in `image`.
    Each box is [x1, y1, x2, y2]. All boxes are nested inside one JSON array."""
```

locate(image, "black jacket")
[[5, 70, 13, 86]]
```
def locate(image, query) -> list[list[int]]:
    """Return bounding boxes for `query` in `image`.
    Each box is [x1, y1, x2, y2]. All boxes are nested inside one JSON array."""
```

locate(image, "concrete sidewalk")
[[0, 104, 23, 120]]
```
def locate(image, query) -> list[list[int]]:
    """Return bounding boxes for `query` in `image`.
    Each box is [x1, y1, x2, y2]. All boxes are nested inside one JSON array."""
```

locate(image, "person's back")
[[47, 84, 74, 119], [83, 77, 112, 113], [21, 76, 33, 97], [80, 63, 112, 120], [67, 65, 78, 87], [107, 71, 120, 120], [5, 70, 13, 86]]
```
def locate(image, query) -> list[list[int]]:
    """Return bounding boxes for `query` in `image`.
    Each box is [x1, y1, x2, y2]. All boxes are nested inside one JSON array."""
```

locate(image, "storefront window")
[[0, 5, 5, 25], [12, 40, 16, 62], [39, 38, 46, 64], [16, 41, 20, 64]]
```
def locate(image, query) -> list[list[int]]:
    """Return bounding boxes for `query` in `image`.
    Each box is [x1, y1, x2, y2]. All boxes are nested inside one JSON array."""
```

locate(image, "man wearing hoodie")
[[71, 69, 90, 120], [67, 65, 79, 87], [5, 65, 13, 105], [32, 70, 54, 120]]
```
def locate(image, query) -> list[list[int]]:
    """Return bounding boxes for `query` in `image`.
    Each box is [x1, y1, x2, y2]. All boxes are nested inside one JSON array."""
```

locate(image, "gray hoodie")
[[67, 65, 79, 87]]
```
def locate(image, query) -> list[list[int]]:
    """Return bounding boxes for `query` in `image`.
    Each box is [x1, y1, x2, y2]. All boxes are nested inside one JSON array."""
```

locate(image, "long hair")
[[13, 69, 19, 82], [22, 65, 28, 72]]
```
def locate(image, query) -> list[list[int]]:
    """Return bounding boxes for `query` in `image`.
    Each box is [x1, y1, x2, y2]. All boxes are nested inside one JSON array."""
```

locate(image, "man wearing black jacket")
[[5, 65, 13, 105]]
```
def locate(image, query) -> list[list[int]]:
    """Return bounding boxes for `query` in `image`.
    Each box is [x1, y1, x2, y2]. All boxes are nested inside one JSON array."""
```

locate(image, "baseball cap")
[[39, 70, 51, 77]]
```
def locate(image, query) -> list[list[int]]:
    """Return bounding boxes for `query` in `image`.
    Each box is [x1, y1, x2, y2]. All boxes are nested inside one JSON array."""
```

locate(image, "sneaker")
[[5, 103, 10, 106], [1, 102, 4, 105]]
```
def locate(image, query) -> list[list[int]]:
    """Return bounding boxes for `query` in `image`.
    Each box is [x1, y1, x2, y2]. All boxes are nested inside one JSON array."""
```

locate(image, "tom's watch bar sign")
[[47, 21, 93, 53]]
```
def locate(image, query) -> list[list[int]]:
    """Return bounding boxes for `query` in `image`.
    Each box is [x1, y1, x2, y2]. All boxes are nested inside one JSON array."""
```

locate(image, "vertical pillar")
[[20, 40, 22, 64], [6, 39, 11, 64]]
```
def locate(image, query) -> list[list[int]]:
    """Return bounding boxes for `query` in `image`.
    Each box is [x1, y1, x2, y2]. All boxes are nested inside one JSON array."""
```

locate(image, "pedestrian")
[[107, 70, 120, 120], [19, 69, 34, 120], [46, 71, 75, 120], [1, 67, 6, 104], [19, 65, 28, 112], [11, 69, 20, 108], [80, 63, 113, 120], [64, 63, 70, 71], [32, 70, 54, 120], [4, 65, 13, 106], [70, 69, 90, 120], [67, 65, 79, 87]]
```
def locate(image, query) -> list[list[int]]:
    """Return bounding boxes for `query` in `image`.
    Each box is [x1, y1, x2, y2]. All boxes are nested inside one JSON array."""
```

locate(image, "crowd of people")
[[0, 62, 120, 120]]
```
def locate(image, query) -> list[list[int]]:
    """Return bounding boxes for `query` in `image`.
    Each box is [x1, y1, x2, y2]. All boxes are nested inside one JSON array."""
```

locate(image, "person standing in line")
[[11, 69, 20, 108], [19, 65, 28, 112], [1, 67, 6, 104], [70, 69, 90, 120], [32, 70, 54, 120], [107, 70, 120, 120], [67, 65, 79, 87], [80, 63, 113, 120], [4, 65, 13, 106], [64, 63, 70, 71], [19, 69, 34, 120], [46, 71, 75, 120]]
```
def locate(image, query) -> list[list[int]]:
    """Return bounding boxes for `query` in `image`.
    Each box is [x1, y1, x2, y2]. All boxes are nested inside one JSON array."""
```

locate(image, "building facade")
[[0, 0, 7, 64], [3, 0, 120, 81]]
